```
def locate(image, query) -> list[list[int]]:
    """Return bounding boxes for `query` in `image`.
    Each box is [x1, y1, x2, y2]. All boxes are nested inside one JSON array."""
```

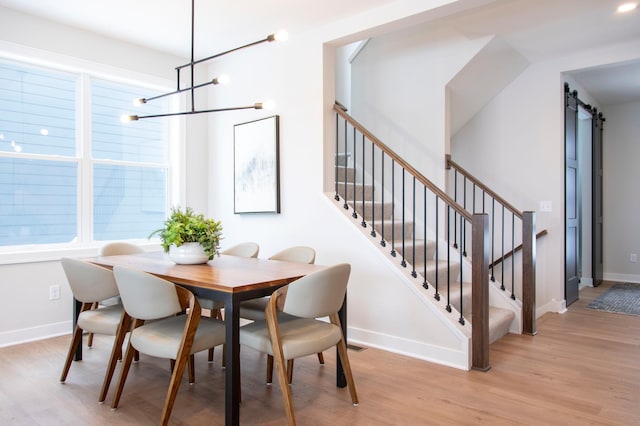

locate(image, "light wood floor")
[[1, 281, 638, 425]]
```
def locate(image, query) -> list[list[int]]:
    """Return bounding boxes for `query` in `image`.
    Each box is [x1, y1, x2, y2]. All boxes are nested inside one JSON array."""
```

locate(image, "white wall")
[[0, 6, 208, 346], [453, 41, 640, 312], [602, 100, 640, 283]]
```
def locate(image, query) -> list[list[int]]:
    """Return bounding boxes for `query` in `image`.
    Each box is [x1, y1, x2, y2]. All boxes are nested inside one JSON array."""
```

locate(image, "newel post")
[[472, 213, 490, 371], [522, 211, 537, 335]]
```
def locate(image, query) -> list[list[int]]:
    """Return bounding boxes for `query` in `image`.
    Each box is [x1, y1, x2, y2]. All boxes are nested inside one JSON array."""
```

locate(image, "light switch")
[[540, 201, 552, 212]]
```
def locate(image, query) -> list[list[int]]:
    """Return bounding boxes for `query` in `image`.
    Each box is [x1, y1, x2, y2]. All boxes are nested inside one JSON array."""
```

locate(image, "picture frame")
[[233, 115, 280, 214]]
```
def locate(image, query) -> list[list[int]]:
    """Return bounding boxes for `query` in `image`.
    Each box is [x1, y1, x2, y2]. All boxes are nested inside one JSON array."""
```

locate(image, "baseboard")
[[537, 298, 566, 316], [347, 326, 470, 371], [0, 320, 71, 348], [603, 272, 640, 284]]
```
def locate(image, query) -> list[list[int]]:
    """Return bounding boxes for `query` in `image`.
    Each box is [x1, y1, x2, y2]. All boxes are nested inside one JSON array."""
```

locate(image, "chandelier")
[[121, 0, 286, 122]]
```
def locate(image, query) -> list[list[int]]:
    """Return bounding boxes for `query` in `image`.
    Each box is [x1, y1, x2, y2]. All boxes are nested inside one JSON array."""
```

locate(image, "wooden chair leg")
[[265, 309, 296, 425], [267, 355, 274, 384], [60, 324, 85, 382], [99, 312, 131, 403], [188, 355, 195, 383], [208, 347, 214, 362], [110, 323, 141, 410], [317, 352, 325, 364], [87, 302, 99, 348], [287, 359, 294, 384]]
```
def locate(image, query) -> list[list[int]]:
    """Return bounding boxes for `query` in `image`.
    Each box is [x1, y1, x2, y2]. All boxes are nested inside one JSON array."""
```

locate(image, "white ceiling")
[[1, 0, 639, 106]]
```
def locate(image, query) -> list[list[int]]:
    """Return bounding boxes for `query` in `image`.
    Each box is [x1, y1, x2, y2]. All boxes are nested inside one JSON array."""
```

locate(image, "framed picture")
[[233, 115, 280, 213]]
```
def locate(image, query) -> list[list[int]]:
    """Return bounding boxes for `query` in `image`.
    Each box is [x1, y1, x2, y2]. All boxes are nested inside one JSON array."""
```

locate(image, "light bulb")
[[133, 98, 146, 106], [120, 114, 138, 123], [212, 74, 230, 85], [617, 2, 637, 13], [260, 100, 276, 110], [268, 30, 288, 42]]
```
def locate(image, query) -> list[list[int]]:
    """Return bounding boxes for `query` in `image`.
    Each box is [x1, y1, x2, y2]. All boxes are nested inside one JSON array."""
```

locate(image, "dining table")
[[81, 251, 347, 426]]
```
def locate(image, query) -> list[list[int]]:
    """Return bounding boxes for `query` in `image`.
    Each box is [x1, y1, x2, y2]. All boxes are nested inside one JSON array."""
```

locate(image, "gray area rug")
[[586, 282, 640, 316]]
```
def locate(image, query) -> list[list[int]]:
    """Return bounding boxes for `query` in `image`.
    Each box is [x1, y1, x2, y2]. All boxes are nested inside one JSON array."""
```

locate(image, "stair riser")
[[348, 201, 394, 221], [423, 260, 461, 288], [375, 222, 415, 242], [337, 183, 375, 202], [394, 240, 437, 262], [336, 166, 355, 182]]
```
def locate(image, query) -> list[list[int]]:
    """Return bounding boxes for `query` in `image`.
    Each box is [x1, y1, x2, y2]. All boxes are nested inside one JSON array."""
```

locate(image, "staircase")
[[336, 165, 515, 345], [332, 103, 538, 370]]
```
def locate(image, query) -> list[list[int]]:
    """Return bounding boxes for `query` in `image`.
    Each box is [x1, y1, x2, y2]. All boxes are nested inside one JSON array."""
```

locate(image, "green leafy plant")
[[149, 206, 223, 260]]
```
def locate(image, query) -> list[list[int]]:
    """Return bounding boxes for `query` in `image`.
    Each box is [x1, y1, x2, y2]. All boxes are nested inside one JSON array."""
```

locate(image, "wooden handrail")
[[489, 229, 548, 268], [334, 104, 472, 222], [446, 155, 523, 219]]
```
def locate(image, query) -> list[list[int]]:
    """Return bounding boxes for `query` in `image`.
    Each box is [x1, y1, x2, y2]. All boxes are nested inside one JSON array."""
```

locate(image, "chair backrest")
[[99, 242, 144, 256], [61, 257, 119, 304], [113, 266, 182, 321], [281, 263, 350, 318], [220, 242, 260, 258], [269, 246, 316, 264]]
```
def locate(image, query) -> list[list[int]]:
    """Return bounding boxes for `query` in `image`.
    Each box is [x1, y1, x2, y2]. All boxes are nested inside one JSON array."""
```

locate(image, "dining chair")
[[200, 241, 260, 362], [110, 266, 226, 425], [86, 242, 145, 348], [239, 263, 358, 425], [59, 258, 125, 394], [239, 246, 321, 384]]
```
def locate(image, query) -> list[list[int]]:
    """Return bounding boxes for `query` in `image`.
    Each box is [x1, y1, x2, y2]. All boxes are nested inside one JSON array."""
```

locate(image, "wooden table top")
[[88, 251, 325, 294]]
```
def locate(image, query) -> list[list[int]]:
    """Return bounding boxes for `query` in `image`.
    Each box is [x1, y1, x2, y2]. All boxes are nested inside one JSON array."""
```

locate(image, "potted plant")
[[149, 206, 223, 264]]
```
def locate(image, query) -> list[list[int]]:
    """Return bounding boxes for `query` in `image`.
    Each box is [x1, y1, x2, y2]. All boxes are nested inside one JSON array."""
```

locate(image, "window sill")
[[0, 242, 163, 265]]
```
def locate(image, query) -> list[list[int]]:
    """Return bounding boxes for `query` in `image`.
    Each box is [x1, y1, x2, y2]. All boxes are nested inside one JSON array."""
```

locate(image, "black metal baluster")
[[390, 160, 396, 257], [343, 121, 349, 210], [434, 196, 440, 301], [453, 171, 458, 249], [352, 127, 357, 218], [334, 112, 340, 201], [459, 214, 465, 325], [490, 198, 495, 282], [462, 176, 467, 257], [381, 152, 386, 247], [411, 176, 416, 278], [511, 213, 516, 300], [401, 169, 407, 268], [371, 142, 376, 237], [423, 185, 428, 290], [446, 205, 451, 313], [361, 133, 366, 227], [501, 204, 505, 290]]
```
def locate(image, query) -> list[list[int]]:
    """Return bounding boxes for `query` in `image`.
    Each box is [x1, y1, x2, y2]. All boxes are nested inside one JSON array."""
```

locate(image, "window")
[[0, 59, 173, 251]]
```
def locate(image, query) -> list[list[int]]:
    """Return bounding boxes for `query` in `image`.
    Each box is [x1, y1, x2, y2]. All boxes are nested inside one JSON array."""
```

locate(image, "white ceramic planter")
[[169, 242, 209, 264]]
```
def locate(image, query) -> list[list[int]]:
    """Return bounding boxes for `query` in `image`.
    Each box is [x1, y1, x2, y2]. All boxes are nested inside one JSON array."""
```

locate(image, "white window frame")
[[0, 42, 184, 264]]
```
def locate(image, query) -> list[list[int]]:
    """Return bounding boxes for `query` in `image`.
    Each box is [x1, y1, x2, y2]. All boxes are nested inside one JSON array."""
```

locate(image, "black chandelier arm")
[[126, 103, 265, 121], [141, 78, 222, 103], [176, 36, 272, 71]]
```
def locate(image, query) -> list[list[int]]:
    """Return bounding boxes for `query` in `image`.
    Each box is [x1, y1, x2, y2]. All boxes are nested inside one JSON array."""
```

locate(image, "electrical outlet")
[[630, 253, 638, 263], [49, 284, 60, 300]]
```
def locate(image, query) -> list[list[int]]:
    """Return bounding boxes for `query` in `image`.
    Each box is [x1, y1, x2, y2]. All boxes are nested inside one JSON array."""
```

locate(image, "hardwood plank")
[[0, 281, 638, 425]]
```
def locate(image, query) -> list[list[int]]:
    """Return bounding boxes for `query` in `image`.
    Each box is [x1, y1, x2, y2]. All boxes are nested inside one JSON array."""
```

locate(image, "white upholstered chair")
[[110, 266, 226, 425], [239, 246, 315, 321], [59, 258, 125, 400], [86, 242, 144, 347], [239, 246, 320, 383], [239, 263, 358, 425]]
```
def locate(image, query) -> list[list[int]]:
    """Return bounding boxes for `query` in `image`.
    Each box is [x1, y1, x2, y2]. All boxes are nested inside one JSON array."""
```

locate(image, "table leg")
[[224, 294, 241, 426], [73, 297, 82, 361], [337, 295, 347, 388]]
